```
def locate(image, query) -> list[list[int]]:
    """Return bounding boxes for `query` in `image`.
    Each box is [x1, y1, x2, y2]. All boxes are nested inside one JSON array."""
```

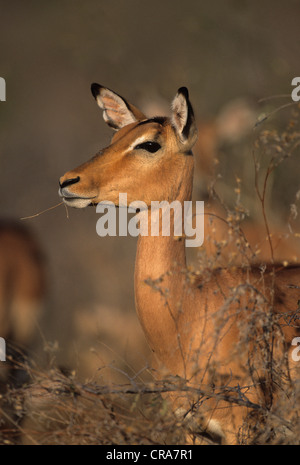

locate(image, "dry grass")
[[0, 347, 299, 445]]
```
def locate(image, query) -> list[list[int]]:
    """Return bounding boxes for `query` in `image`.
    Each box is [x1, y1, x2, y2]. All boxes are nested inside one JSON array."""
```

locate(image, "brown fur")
[[0, 221, 46, 384], [59, 85, 300, 444]]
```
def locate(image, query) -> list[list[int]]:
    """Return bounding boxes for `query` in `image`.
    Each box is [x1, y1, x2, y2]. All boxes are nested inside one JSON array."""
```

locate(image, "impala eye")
[[134, 141, 161, 153]]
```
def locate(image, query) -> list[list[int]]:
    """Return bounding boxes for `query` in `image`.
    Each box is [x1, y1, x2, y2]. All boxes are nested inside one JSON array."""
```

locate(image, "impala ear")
[[171, 87, 198, 151], [91, 83, 146, 130]]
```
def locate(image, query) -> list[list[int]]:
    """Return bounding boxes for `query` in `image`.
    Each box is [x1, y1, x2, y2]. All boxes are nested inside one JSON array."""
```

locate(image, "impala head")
[[59, 85, 198, 208]]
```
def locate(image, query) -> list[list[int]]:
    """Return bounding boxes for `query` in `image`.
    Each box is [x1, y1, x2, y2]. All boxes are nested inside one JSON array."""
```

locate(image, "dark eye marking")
[[134, 141, 161, 153]]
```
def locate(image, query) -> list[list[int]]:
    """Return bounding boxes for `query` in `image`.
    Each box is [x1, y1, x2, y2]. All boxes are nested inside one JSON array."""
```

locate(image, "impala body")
[[59, 84, 300, 444], [0, 221, 45, 384]]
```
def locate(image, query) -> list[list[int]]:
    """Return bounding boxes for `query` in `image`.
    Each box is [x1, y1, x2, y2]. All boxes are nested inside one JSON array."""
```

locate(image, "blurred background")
[[0, 0, 299, 381]]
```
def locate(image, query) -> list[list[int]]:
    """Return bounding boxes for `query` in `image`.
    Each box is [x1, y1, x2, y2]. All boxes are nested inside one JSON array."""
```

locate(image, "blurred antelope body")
[[192, 99, 300, 265], [0, 221, 45, 384], [59, 85, 300, 444]]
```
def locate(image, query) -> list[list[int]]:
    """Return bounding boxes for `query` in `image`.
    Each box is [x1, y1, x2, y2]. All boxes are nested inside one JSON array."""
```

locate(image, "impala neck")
[[134, 159, 194, 373]]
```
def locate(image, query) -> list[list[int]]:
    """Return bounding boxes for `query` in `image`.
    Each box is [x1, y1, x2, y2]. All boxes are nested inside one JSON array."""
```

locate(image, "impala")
[[59, 84, 300, 444], [0, 220, 45, 385]]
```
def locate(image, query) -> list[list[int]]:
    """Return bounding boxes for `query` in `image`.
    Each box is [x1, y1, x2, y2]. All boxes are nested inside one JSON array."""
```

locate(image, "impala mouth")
[[58, 187, 97, 208]]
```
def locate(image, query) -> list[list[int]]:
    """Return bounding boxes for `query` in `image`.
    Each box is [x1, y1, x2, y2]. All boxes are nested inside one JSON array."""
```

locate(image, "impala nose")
[[59, 176, 80, 189]]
